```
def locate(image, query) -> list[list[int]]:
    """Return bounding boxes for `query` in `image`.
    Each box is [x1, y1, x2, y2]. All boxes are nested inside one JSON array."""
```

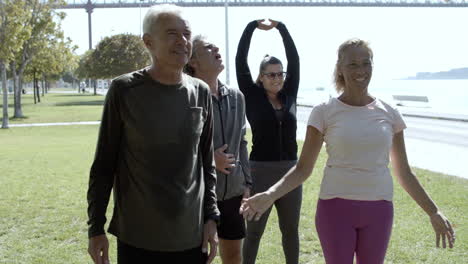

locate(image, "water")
[[297, 79, 468, 116]]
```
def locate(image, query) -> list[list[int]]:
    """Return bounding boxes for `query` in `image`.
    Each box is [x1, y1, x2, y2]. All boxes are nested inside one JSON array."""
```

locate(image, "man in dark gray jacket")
[[87, 5, 220, 264], [185, 35, 251, 264]]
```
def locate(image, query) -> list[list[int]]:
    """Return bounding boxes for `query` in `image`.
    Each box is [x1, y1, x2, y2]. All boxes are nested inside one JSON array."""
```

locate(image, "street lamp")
[[224, 0, 230, 85], [139, 0, 144, 37]]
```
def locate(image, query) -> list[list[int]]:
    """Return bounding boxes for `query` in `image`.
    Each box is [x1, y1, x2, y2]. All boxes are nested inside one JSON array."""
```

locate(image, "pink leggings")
[[315, 198, 393, 264]]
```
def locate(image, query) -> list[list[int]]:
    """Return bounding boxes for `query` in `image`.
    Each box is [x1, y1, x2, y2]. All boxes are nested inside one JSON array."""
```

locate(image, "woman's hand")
[[256, 19, 279, 31], [239, 191, 275, 221], [430, 211, 455, 248]]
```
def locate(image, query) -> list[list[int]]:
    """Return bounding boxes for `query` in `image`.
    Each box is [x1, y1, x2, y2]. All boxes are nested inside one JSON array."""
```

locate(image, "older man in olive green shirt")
[[87, 5, 220, 264]]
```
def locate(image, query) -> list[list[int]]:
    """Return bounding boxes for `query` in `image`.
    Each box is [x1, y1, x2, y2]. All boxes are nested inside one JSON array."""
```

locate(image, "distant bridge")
[[59, 0, 468, 49], [58, 0, 468, 85], [61, 0, 468, 8]]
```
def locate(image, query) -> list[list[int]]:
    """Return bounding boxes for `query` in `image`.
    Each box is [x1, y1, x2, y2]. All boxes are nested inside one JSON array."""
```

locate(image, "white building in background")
[[96, 79, 109, 89], [7, 80, 13, 93]]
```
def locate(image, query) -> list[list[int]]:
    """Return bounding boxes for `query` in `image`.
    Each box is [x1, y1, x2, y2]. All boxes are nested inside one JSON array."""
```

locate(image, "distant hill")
[[404, 67, 468, 80]]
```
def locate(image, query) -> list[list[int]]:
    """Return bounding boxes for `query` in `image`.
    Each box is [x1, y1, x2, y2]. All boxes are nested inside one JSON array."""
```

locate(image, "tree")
[[24, 35, 77, 103], [57, 52, 80, 92], [90, 33, 150, 95], [62, 59, 80, 90], [62, 71, 78, 84], [91, 33, 150, 79], [74, 34, 150, 95], [76, 49, 96, 81], [75, 49, 97, 93], [0, 0, 31, 128], [10, 0, 66, 117]]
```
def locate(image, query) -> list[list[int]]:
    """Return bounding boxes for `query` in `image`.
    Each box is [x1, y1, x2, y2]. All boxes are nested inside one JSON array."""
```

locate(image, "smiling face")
[[339, 46, 373, 94], [189, 38, 224, 76], [260, 63, 285, 95], [143, 13, 192, 69]]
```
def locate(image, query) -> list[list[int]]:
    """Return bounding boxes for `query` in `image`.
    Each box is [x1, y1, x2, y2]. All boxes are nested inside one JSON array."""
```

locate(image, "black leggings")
[[242, 160, 302, 264], [117, 240, 207, 264]]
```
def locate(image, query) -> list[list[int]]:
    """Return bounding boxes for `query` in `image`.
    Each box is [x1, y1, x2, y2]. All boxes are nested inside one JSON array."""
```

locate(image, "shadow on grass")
[[54, 94, 103, 97], [55, 100, 105, 106], [9, 116, 29, 121]]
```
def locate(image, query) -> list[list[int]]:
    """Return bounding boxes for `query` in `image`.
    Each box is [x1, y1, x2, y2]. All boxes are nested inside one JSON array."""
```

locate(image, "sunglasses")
[[262, 72, 287, 80]]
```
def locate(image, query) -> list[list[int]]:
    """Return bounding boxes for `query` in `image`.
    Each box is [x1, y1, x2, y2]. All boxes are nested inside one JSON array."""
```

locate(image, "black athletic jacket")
[[235, 20, 300, 161]]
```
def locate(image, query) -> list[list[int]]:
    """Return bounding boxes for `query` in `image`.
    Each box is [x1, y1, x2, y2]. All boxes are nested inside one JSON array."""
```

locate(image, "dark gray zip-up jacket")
[[212, 82, 251, 201]]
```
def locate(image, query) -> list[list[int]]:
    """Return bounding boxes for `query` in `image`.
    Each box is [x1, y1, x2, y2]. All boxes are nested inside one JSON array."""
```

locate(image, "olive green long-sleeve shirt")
[[87, 68, 219, 251]]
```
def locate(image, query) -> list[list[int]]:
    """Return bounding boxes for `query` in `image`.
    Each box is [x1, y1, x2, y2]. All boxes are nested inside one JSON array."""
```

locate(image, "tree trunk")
[[33, 71, 37, 104], [12, 71, 24, 118], [11, 69, 17, 100], [10, 61, 21, 117], [17, 76, 23, 112], [1, 61, 9, 129], [13, 50, 31, 118], [41, 77, 45, 97], [36, 77, 41, 103], [10, 62, 16, 100]]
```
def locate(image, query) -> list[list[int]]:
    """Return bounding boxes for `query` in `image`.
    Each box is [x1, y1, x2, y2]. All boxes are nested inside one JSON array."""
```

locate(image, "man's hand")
[[214, 144, 236, 174], [243, 187, 251, 199], [88, 234, 110, 264], [202, 220, 218, 264]]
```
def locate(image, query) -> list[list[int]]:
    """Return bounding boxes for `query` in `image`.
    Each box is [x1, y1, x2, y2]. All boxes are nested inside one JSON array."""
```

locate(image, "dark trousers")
[[243, 160, 302, 264], [117, 240, 208, 264]]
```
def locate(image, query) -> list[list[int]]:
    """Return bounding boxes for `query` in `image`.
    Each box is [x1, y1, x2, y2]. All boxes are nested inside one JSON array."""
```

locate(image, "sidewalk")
[[398, 107, 468, 122], [298, 102, 468, 123], [7, 111, 468, 179], [9, 121, 99, 127]]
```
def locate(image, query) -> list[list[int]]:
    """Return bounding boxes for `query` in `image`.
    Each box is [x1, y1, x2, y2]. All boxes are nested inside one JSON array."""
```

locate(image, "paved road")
[[297, 106, 468, 179], [403, 116, 468, 147]]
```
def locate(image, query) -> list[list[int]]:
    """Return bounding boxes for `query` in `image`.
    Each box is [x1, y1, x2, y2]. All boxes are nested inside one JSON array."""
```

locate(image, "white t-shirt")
[[307, 97, 406, 201]]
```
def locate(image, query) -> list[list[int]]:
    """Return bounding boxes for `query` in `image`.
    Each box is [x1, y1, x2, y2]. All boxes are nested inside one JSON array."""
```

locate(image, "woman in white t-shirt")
[[240, 38, 455, 264]]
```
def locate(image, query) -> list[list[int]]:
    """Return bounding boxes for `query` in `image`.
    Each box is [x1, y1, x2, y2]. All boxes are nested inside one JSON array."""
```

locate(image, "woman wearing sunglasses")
[[235, 19, 300, 264]]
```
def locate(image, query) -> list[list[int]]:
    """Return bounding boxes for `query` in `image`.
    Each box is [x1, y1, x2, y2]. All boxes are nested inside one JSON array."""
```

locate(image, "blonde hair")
[[333, 38, 373, 93], [142, 4, 183, 35]]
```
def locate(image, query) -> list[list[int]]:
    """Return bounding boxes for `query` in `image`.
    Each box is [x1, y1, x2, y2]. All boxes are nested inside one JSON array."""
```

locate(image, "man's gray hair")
[[142, 4, 183, 35], [184, 35, 207, 76]]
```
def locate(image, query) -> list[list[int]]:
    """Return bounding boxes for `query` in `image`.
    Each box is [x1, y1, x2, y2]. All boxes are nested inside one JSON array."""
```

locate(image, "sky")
[[58, 6, 468, 88]]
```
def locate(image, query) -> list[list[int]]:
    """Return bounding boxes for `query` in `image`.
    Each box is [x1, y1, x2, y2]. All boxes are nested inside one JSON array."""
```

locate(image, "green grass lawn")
[[0, 93, 466, 263], [1, 92, 104, 124]]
